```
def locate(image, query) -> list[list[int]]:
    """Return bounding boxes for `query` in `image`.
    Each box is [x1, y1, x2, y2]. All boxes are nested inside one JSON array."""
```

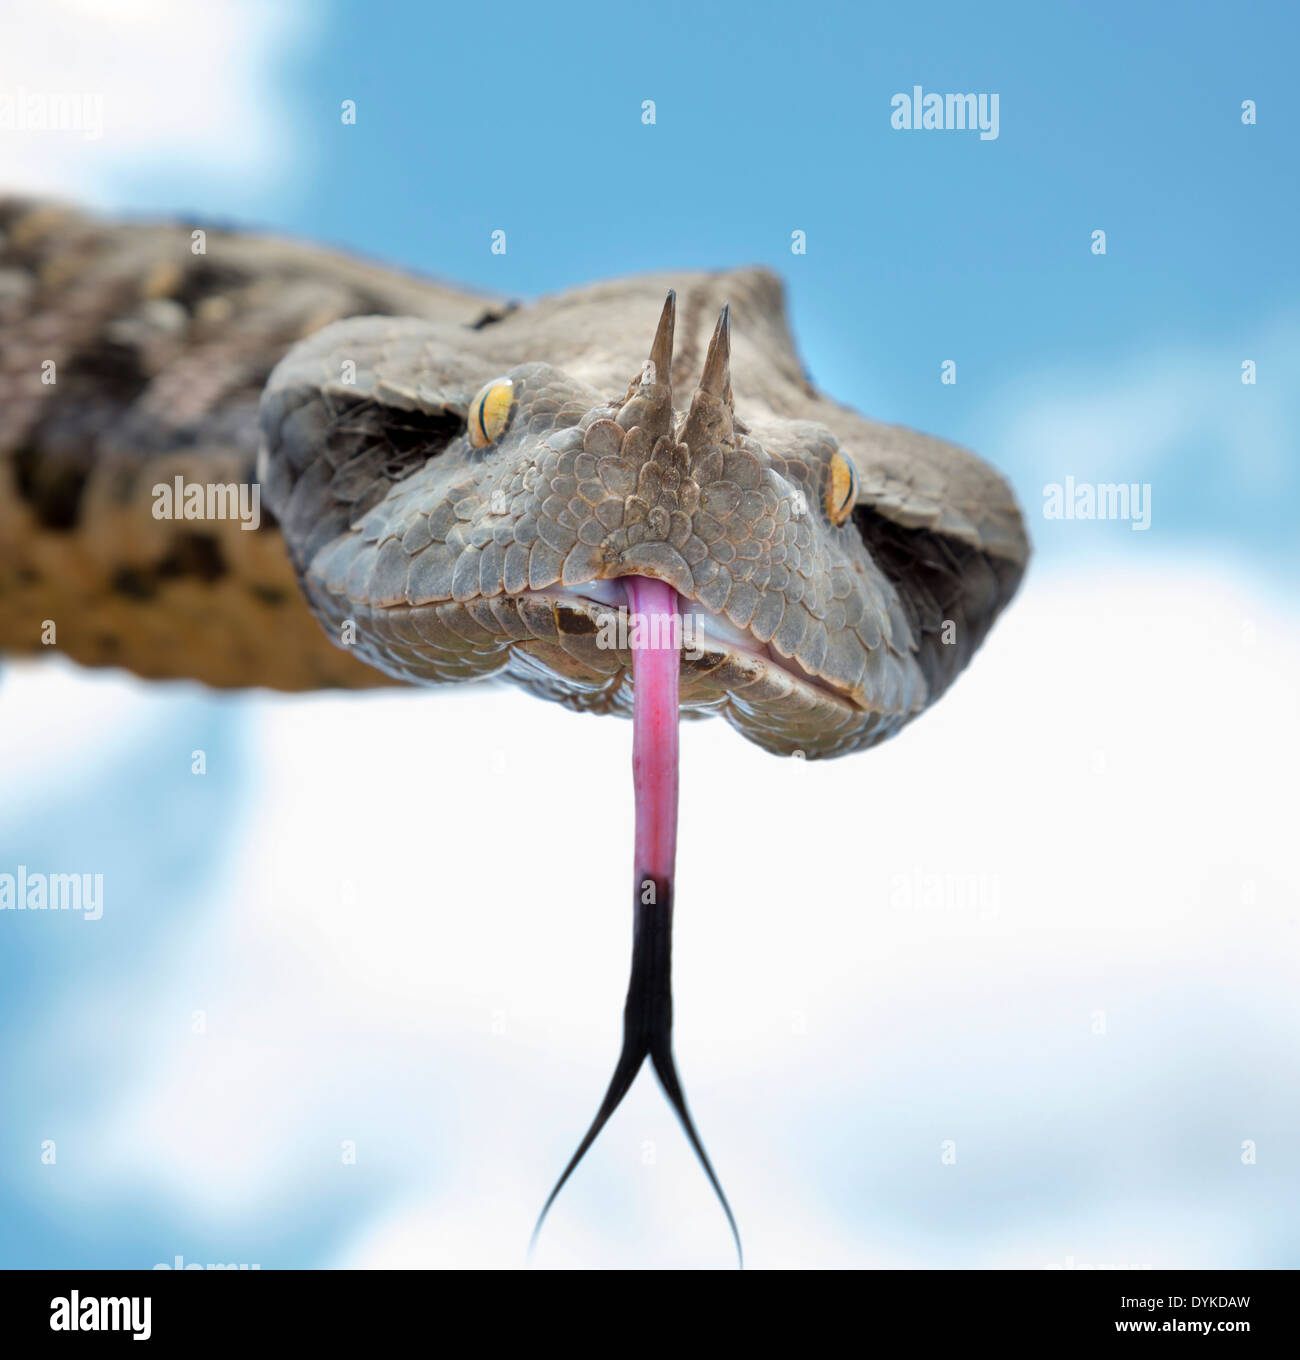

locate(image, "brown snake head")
[[259, 287, 1028, 758]]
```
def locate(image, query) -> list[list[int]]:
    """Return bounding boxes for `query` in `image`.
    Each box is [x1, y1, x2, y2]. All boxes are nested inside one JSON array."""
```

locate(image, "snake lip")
[[523, 580, 865, 713]]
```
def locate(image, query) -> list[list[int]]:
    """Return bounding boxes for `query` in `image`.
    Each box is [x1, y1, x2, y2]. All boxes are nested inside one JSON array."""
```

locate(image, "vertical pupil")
[[476, 391, 490, 442]]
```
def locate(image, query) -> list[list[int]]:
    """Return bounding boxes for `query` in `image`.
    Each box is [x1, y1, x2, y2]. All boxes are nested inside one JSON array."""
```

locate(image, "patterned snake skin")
[[1, 199, 1029, 755]]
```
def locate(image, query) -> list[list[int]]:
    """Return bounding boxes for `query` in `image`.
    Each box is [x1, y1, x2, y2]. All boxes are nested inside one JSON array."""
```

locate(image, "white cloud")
[[0, 0, 306, 207]]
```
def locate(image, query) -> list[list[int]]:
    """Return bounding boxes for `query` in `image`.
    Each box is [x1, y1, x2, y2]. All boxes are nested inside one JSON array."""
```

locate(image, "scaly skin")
[[260, 294, 1028, 757]]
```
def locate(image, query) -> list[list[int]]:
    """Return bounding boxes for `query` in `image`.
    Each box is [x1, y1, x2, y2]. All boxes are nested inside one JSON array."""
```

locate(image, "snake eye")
[[467, 377, 515, 448], [827, 449, 857, 526]]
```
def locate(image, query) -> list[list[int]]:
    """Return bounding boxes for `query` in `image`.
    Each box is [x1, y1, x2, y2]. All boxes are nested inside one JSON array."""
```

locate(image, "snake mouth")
[[519, 576, 865, 713], [327, 565, 900, 754]]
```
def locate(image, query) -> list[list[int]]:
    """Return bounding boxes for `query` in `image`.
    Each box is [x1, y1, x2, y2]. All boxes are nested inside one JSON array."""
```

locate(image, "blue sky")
[[82, 0, 1297, 575], [2, 0, 1297, 1270]]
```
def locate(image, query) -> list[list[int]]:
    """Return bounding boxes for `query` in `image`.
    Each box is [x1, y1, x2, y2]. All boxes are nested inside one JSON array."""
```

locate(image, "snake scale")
[[0, 198, 1029, 1262]]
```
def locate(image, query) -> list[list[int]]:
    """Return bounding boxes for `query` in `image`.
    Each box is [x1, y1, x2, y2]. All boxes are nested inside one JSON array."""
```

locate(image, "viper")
[[0, 199, 1029, 1263]]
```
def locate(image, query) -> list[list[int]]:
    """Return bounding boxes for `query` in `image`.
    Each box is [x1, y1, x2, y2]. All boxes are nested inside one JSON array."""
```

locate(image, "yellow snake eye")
[[827, 449, 857, 526], [467, 377, 515, 448]]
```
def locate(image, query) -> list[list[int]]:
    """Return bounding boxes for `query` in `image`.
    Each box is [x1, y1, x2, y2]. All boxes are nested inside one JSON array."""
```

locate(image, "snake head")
[[259, 280, 1027, 758]]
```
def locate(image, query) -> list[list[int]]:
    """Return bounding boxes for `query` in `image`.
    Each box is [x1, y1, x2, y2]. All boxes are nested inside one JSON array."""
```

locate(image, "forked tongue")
[[530, 575, 742, 1265]]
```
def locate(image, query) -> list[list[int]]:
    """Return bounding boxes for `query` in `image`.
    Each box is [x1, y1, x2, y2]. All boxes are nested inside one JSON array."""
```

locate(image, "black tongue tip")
[[529, 888, 743, 1268]]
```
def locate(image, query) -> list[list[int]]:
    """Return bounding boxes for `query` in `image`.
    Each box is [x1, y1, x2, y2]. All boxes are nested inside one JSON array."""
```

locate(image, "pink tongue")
[[530, 572, 743, 1263], [624, 575, 680, 889]]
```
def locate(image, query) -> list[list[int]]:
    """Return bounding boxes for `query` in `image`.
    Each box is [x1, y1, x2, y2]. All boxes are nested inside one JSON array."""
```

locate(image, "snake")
[[0, 198, 1030, 1264]]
